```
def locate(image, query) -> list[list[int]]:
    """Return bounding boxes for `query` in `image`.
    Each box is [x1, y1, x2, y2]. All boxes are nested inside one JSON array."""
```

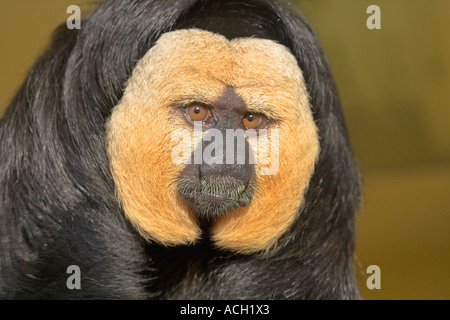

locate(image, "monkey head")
[[106, 29, 319, 254]]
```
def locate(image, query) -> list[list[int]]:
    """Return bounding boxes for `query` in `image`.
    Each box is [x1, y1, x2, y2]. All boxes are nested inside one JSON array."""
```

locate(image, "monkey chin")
[[178, 183, 254, 220]]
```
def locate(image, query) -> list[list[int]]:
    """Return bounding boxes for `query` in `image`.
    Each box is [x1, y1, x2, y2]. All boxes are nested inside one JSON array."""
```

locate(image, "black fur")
[[0, 0, 361, 299]]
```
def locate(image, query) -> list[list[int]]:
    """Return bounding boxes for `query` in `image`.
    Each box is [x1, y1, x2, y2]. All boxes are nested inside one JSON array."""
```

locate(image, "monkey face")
[[106, 29, 319, 254], [176, 86, 257, 220]]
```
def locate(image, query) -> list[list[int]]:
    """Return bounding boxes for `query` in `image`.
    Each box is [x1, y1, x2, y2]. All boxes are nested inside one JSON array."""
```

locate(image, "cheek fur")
[[211, 116, 319, 254], [106, 95, 201, 246]]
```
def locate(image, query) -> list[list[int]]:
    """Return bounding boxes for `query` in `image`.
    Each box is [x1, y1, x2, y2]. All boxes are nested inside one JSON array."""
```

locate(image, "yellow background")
[[0, 0, 449, 299]]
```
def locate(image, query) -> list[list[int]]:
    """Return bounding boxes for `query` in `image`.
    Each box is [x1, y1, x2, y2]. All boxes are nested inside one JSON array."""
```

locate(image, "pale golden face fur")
[[106, 29, 319, 254]]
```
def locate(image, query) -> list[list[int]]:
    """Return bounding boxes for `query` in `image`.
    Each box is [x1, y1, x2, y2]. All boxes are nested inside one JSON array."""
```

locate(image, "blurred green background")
[[0, 0, 449, 299]]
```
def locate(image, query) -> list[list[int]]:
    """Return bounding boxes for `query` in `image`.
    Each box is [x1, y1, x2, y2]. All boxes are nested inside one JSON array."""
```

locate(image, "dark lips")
[[178, 182, 253, 219]]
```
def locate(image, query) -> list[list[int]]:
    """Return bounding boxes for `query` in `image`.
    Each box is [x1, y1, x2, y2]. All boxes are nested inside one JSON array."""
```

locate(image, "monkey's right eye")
[[186, 105, 207, 121], [185, 105, 216, 125]]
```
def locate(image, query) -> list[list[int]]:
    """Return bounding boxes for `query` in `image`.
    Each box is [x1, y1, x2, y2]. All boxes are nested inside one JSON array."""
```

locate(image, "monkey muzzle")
[[180, 179, 252, 218], [178, 165, 255, 219], [178, 132, 255, 219]]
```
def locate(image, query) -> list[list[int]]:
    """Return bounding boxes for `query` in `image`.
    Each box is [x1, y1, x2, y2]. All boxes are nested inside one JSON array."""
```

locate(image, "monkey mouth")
[[178, 178, 254, 219]]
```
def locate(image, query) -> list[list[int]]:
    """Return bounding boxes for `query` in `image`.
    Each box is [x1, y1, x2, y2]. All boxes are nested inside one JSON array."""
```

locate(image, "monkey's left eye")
[[242, 113, 267, 130]]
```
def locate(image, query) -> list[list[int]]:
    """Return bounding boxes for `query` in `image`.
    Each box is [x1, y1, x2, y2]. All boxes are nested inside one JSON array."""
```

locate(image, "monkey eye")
[[185, 105, 216, 125], [242, 113, 267, 130]]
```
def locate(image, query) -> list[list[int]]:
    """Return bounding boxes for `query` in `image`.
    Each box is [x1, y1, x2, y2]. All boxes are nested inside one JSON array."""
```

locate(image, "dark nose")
[[177, 128, 255, 219], [199, 128, 253, 186]]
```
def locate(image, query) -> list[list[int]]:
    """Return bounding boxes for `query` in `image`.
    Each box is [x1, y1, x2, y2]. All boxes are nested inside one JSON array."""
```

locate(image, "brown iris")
[[242, 113, 267, 130], [186, 105, 208, 121], [185, 105, 217, 126]]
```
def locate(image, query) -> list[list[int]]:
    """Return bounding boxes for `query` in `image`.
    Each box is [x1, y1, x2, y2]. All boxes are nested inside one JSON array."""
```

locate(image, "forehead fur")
[[106, 29, 318, 253], [126, 29, 307, 120]]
